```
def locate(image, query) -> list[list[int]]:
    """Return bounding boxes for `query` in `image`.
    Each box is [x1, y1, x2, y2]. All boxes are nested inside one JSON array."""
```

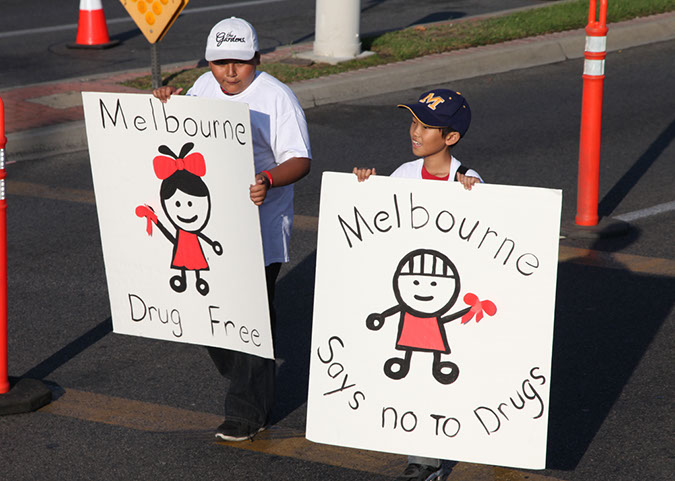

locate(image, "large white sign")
[[307, 172, 562, 469], [82, 92, 272, 359]]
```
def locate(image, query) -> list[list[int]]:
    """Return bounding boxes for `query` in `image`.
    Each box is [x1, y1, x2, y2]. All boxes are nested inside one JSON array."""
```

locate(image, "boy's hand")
[[250, 173, 271, 206], [353, 167, 376, 182], [153, 86, 183, 103], [456, 173, 481, 190]]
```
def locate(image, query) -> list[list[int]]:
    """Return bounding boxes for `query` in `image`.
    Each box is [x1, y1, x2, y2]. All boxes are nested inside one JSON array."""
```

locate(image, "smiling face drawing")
[[396, 274, 458, 315], [393, 249, 461, 317], [164, 189, 211, 232], [159, 169, 212, 234]]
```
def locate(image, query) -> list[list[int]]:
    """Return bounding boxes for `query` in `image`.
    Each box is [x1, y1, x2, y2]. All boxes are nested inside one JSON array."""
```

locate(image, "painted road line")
[[558, 245, 675, 277], [38, 388, 401, 476], [220, 429, 405, 477], [177, 0, 286, 16], [9, 178, 675, 231], [296, 214, 675, 276], [41, 388, 221, 432], [613, 200, 675, 222], [0, 0, 286, 39], [8, 184, 674, 276], [41, 388, 563, 480], [8, 180, 95, 204]]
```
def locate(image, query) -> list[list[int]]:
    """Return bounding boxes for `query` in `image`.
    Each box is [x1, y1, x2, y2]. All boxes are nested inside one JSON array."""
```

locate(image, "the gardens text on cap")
[[205, 17, 258, 62]]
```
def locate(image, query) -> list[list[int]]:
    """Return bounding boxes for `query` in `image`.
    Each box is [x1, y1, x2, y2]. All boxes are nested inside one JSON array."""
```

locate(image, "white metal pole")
[[314, 0, 361, 59]]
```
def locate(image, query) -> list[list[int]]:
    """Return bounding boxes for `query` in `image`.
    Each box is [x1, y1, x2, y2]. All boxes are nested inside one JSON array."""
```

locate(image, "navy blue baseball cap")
[[397, 89, 471, 136]]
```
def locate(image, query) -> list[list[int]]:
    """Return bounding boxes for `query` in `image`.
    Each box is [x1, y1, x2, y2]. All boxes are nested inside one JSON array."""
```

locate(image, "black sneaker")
[[394, 463, 443, 481], [215, 420, 266, 442]]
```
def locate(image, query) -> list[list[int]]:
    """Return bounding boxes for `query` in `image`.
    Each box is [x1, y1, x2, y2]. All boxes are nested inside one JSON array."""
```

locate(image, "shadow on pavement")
[[110, 28, 145, 44], [546, 226, 675, 470], [271, 251, 317, 424], [408, 12, 466, 26], [599, 118, 675, 218], [20, 317, 113, 383]]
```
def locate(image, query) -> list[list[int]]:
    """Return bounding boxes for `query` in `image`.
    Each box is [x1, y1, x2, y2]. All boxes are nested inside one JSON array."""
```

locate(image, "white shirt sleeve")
[[273, 105, 311, 164]]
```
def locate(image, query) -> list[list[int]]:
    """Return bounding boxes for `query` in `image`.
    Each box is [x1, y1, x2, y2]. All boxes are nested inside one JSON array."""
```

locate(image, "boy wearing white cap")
[[354, 89, 482, 480], [154, 17, 311, 442]]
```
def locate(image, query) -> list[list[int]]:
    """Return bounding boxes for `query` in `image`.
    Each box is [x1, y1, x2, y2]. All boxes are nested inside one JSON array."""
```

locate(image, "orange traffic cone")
[[68, 0, 119, 49]]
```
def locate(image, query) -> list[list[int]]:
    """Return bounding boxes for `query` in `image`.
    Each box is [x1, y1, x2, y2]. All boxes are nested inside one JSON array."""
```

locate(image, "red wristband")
[[261, 170, 273, 187]]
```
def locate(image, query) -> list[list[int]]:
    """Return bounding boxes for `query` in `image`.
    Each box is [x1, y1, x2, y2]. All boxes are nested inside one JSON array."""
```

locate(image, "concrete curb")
[[292, 12, 675, 108], [6, 121, 87, 163], [5, 12, 674, 163]]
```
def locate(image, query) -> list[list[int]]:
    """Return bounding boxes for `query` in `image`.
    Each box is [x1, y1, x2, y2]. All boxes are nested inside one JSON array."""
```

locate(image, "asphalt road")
[[0, 0, 556, 89], [0, 38, 673, 480]]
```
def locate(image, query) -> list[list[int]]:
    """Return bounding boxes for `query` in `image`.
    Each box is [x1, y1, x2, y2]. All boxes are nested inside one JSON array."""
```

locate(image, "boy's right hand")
[[153, 86, 183, 103], [353, 167, 376, 182], [456, 173, 481, 190], [249, 173, 271, 206]]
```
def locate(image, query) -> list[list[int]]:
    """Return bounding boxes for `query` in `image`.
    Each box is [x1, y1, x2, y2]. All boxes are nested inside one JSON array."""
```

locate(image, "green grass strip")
[[123, 0, 674, 91]]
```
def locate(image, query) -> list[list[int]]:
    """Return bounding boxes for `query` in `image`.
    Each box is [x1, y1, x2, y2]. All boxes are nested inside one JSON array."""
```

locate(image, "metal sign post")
[[151, 43, 162, 90], [120, 0, 190, 88]]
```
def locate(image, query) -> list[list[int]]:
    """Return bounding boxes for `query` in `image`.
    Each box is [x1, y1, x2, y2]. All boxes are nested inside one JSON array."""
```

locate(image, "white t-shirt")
[[391, 157, 482, 181], [187, 71, 311, 265]]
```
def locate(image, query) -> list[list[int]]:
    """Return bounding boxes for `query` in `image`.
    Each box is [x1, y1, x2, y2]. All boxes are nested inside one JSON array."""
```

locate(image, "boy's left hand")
[[456, 173, 481, 190], [353, 167, 376, 182], [250, 173, 271, 206]]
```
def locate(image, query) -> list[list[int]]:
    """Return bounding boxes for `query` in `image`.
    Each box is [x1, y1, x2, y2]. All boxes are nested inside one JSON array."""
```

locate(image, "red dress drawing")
[[172, 230, 209, 271]]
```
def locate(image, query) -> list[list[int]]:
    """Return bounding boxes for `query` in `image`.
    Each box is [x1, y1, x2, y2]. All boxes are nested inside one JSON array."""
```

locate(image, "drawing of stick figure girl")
[[136, 142, 222, 296], [366, 249, 496, 385]]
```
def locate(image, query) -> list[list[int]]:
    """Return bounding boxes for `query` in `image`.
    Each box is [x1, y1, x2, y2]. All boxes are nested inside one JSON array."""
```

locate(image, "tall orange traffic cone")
[[68, 0, 119, 49]]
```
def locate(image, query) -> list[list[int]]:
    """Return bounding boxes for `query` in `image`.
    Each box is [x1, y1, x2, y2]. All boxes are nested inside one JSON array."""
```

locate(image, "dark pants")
[[207, 262, 281, 429]]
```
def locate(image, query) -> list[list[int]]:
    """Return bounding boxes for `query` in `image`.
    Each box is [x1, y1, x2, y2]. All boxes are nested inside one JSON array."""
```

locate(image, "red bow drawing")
[[461, 293, 497, 324], [135, 204, 158, 235], [153, 152, 206, 180]]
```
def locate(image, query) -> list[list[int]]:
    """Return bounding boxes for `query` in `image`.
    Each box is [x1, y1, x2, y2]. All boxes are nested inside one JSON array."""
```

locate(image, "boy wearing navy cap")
[[354, 88, 480, 187], [154, 17, 311, 442], [354, 88, 482, 480]]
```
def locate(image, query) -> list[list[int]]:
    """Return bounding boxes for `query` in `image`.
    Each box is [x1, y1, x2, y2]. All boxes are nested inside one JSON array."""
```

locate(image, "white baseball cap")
[[205, 17, 259, 62]]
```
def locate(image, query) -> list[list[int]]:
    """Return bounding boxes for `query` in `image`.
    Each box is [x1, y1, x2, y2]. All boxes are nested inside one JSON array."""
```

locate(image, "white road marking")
[[0, 0, 286, 39], [613, 201, 675, 222]]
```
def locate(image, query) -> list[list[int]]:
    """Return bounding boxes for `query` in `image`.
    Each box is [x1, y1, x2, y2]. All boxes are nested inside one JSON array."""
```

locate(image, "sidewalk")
[[2, 11, 674, 162]]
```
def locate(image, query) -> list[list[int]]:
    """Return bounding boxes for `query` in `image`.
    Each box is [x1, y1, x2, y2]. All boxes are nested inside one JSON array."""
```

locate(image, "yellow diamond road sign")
[[120, 0, 189, 44]]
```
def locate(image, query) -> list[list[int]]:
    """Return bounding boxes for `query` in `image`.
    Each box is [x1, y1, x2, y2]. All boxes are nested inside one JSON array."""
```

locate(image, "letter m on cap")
[[420, 93, 445, 111]]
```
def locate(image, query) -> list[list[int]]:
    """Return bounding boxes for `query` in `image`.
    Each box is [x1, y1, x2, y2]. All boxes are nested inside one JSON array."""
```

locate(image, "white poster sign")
[[83, 92, 272, 359], [307, 172, 562, 469]]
